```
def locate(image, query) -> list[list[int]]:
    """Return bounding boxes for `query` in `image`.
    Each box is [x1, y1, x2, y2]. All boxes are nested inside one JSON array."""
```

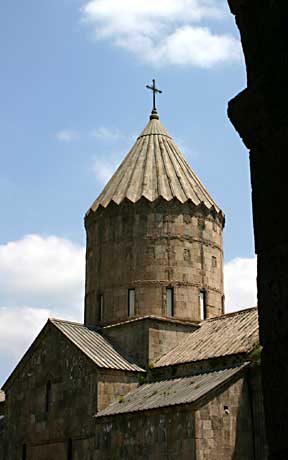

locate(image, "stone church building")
[[0, 106, 266, 459]]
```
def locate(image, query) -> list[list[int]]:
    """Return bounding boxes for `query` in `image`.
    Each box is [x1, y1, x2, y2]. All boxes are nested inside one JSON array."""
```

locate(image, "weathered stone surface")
[[103, 316, 197, 368], [92, 407, 196, 460], [85, 198, 224, 326], [196, 377, 253, 460], [1, 323, 138, 459], [227, 1, 288, 458]]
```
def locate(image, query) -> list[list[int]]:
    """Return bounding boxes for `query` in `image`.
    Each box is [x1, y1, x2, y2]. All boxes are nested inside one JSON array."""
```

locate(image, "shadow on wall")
[[233, 368, 267, 460]]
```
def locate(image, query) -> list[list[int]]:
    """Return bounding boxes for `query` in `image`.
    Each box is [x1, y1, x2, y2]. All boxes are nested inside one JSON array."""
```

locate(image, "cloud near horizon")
[[81, 0, 241, 67], [0, 234, 85, 386], [56, 130, 80, 142], [91, 127, 135, 185], [90, 127, 123, 140], [224, 256, 257, 312], [0, 234, 256, 385]]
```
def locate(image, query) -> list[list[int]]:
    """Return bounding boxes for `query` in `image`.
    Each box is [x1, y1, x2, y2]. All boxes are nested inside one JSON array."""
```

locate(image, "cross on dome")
[[146, 79, 162, 119]]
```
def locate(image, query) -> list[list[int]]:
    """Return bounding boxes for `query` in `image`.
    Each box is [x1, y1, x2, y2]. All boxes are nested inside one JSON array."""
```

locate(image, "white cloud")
[[0, 233, 257, 385], [91, 128, 130, 184], [151, 26, 240, 67], [56, 130, 80, 142], [0, 234, 85, 385], [0, 306, 51, 359], [0, 306, 52, 386], [81, 0, 241, 67], [90, 127, 123, 141], [0, 234, 85, 314], [224, 256, 257, 313]]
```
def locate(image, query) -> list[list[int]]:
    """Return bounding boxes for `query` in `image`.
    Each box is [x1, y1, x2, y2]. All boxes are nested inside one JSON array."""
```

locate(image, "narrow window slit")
[[199, 290, 206, 320], [128, 289, 135, 317], [166, 288, 174, 316], [98, 294, 104, 322], [45, 380, 52, 413]]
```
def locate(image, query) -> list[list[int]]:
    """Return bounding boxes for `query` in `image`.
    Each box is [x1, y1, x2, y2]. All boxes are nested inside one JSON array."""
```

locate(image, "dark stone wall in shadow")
[[227, 1, 288, 458], [233, 368, 267, 460], [195, 375, 254, 460]]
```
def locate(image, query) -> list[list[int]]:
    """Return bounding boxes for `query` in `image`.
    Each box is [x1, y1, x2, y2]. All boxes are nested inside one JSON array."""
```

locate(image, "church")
[[0, 85, 266, 459]]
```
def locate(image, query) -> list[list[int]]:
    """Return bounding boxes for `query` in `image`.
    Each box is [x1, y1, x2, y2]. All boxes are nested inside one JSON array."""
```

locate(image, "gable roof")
[[88, 111, 223, 218], [2, 317, 144, 391], [96, 363, 248, 418], [155, 307, 259, 368], [50, 318, 144, 372]]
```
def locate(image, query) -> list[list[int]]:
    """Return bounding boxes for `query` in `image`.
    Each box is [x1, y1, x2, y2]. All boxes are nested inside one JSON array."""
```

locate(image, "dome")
[[88, 111, 223, 218]]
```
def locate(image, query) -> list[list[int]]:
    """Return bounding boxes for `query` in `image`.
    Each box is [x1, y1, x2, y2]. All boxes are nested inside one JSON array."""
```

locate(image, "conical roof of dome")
[[89, 110, 223, 216]]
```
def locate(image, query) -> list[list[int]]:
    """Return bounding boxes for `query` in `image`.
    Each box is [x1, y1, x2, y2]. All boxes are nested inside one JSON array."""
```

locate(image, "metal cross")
[[146, 79, 162, 111]]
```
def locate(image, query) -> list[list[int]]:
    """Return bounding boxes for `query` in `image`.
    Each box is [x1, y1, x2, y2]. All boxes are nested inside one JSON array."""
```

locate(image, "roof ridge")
[[102, 314, 200, 329], [204, 306, 257, 323], [49, 317, 83, 326]]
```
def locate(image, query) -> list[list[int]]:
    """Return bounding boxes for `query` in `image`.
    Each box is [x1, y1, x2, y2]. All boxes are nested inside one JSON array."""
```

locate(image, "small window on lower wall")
[[22, 444, 27, 460], [45, 380, 52, 413], [166, 288, 174, 316], [98, 294, 104, 322], [199, 290, 206, 320], [67, 438, 73, 460], [128, 289, 135, 316]]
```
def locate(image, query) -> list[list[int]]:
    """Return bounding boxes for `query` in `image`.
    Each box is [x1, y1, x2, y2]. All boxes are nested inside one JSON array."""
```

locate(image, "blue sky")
[[0, 0, 256, 385]]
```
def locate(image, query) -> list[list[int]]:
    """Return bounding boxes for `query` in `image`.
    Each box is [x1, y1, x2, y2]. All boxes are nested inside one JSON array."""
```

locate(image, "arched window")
[[45, 380, 52, 413], [67, 438, 73, 460]]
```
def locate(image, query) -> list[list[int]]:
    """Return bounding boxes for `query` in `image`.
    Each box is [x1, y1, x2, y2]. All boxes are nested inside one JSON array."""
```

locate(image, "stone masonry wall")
[[103, 317, 198, 368], [91, 406, 196, 460], [2, 324, 138, 459], [2, 363, 264, 460], [103, 318, 149, 368], [27, 442, 68, 460], [73, 376, 254, 460], [195, 376, 254, 460], [148, 319, 198, 365], [97, 370, 139, 411], [2, 324, 97, 459], [85, 198, 224, 326], [248, 367, 268, 460]]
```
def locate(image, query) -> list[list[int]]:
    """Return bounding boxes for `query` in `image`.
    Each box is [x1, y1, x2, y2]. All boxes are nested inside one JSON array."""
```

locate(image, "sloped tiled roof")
[[96, 364, 248, 417], [156, 308, 259, 368], [89, 111, 222, 216], [51, 319, 144, 373]]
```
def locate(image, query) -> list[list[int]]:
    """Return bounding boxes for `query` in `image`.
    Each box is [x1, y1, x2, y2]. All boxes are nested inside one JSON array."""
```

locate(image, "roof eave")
[[95, 363, 250, 419]]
